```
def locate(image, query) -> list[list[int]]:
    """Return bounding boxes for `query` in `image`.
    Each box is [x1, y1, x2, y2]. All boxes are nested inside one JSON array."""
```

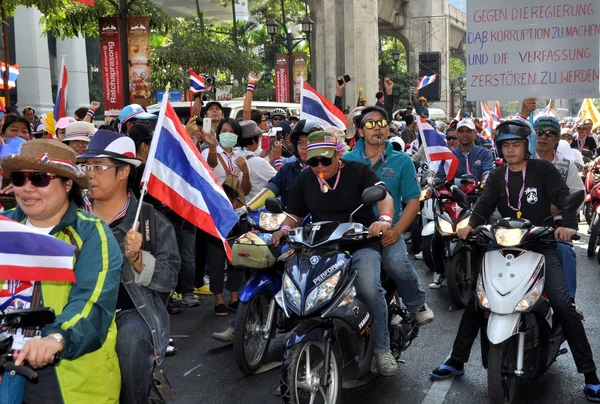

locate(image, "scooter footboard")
[[486, 313, 521, 345]]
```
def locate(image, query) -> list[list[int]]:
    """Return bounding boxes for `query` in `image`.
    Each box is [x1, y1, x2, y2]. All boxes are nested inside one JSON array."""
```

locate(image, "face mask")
[[219, 132, 238, 149]]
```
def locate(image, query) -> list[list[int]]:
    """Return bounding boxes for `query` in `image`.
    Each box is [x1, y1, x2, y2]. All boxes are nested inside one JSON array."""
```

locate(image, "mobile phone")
[[270, 127, 283, 141], [337, 74, 351, 85], [261, 134, 271, 150], [202, 118, 212, 134]]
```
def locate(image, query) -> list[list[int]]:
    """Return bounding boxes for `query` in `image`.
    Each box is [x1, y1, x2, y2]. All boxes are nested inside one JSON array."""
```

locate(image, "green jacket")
[[2, 202, 122, 403]]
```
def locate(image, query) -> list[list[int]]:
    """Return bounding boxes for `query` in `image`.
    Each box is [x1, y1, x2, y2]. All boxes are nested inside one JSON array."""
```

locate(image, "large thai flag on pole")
[[140, 93, 239, 260], [416, 74, 437, 90], [416, 117, 458, 180], [0, 216, 76, 282], [300, 82, 347, 130], [189, 68, 207, 93], [53, 55, 68, 120]]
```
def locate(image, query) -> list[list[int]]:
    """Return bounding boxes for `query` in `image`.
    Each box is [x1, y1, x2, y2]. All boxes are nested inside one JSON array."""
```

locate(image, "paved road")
[[162, 224, 599, 404]]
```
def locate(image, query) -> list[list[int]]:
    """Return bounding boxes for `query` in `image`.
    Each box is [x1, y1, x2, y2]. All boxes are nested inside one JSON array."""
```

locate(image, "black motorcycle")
[[269, 186, 419, 404]]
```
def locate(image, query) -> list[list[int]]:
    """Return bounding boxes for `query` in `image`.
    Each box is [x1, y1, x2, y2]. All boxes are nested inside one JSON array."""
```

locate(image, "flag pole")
[[132, 83, 170, 230]]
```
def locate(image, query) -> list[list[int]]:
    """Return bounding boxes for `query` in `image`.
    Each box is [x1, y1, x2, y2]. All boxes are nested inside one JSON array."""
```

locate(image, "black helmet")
[[494, 119, 533, 159], [290, 119, 324, 158]]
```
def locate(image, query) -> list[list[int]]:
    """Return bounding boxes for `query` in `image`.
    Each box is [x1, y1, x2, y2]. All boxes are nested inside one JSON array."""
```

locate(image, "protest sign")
[[467, 1, 600, 101]]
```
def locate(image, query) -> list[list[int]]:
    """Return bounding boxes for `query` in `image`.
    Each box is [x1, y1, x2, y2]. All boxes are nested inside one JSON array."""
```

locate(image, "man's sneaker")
[[229, 301, 239, 312], [212, 326, 234, 343], [182, 294, 200, 307], [415, 251, 424, 260], [167, 300, 182, 315], [415, 303, 434, 325], [172, 292, 182, 301], [215, 304, 228, 316], [165, 344, 177, 357], [375, 350, 398, 376], [195, 285, 213, 295], [429, 273, 445, 289]]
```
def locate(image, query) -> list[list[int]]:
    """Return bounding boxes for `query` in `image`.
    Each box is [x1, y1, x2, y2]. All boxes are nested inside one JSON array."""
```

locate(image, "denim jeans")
[[168, 215, 197, 296], [382, 236, 426, 313], [556, 241, 577, 299], [351, 248, 389, 354], [0, 372, 24, 404], [116, 309, 155, 404]]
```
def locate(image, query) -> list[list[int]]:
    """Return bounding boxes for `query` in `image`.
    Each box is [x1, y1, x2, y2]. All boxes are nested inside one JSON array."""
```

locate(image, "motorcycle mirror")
[[265, 197, 284, 214], [3, 308, 56, 329], [451, 185, 470, 209], [564, 190, 585, 212], [361, 184, 387, 206]]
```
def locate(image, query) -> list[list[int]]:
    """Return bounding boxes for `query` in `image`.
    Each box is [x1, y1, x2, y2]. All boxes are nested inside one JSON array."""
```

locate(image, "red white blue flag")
[[0, 63, 19, 89], [481, 102, 501, 131], [416, 74, 437, 90], [53, 55, 68, 120], [542, 100, 554, 117], [416, 117, 458, 180], [0, 216, 76, 282], [494, 101, 502, 119], [189, 68, 207, 93], [300, 82, 347, 130], [141, 93, 239, 260]]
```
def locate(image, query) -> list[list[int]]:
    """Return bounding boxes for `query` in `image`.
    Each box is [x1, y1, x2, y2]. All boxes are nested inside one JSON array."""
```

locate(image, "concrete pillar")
[[56, 35, 90, 116], [14, 6, 54, 113], [309, 0, 378, 111]]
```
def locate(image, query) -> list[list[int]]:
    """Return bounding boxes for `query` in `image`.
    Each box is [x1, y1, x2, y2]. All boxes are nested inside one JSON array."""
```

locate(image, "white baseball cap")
[[457, 119, 475, 131]]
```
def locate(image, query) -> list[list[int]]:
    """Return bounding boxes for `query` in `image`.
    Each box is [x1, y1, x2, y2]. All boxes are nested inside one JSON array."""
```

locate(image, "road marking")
[[421, 378, 454, 404], [183, 363, 203, 377], [170, 335, 190, 338]]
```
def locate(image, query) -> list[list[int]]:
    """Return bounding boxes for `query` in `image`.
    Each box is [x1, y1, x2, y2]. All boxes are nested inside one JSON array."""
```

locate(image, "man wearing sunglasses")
[[445, 121, 458, 150], [573, 122, 597, 154], [270, 108, 288, 127], [78, 130, 180, 404], [272, 131, 400, 376], [344, 106, 434, 326]]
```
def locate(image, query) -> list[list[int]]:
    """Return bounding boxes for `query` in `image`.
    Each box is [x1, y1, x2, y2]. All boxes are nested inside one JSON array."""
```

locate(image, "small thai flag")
[[0, 216, 76, 282], [190, 68, 206, 93], [542, 100, 554, 117], [0, 63, 19, 89], [300, 82, 347, 130], [417, 117, 458, 180], [53, 55, 69, 120], [416, 74, 437, 90]]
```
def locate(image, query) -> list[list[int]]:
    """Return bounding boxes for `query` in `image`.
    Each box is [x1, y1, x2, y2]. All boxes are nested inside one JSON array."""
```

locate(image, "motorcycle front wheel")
[[233, 292, 275, 374], [587, 213, 600, 257], [487, 339, 520, 404], [446, 250, 472, 309], [280, 341, 342, 404], [411, 214, 423, 253]]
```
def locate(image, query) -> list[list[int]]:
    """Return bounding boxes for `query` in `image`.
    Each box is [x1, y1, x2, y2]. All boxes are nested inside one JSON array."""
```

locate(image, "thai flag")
[[0, 63, 19, 89], [189, 68, 207, 93], [416, 117, 458, 180], [542, 100, 554, 117], [141, 93, 239, 260], [495, 101, 502, 119], [73, 0, 94, 5], [53, 55, 68, 120], [416, 74, 437, 90], [454, 108, 461, 121], [300, 82, 347, 130], [0, 216, 76, 282], [481, 102, 501, 131]]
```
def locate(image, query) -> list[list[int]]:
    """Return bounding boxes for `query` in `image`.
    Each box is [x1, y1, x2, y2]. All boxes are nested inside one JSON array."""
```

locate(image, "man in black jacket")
[[429, 119, 600, 402]]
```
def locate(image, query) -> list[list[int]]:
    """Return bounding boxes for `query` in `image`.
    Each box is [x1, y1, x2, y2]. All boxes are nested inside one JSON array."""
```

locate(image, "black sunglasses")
[[307, 157, 334, 167], [446, 136, 458, 141], [11, 172, 59, 188], [535, 128, 559, 137]]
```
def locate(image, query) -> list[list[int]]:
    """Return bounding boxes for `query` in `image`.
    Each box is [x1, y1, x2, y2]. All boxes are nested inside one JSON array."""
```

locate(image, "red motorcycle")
[[584, 162, 600, 226], [586, 165, 600, 259]]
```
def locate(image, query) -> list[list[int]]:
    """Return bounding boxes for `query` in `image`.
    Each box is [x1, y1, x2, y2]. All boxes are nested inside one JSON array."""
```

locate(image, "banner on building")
[[275, 53, 289, 103], [99, 17, 124, 118], [127, 16, 152, 107], [292, 52, 308, 104]]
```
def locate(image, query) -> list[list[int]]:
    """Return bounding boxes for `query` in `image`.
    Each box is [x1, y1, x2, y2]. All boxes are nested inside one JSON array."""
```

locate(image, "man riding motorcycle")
[[272, 131, 400, 376], [429, 118, 494, 288], [343, 105, 434, 325], [429, 119, 600, 403]]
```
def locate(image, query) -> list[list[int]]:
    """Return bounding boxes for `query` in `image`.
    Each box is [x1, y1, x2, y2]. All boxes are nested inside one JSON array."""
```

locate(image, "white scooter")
[[472, 190, 584, 404]]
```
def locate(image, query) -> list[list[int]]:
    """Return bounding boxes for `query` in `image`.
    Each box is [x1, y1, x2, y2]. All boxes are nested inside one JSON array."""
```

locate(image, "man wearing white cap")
[[118, 103, 157, 134], [62, 121, 96, 156]]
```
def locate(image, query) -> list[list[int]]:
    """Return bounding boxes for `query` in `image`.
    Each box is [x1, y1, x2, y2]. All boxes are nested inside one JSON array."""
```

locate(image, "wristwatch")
[[47, 332, 65, 349]]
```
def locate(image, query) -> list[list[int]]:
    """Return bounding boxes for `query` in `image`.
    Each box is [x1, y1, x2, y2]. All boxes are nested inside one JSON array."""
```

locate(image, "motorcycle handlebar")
[[4, 362, 39, 383]]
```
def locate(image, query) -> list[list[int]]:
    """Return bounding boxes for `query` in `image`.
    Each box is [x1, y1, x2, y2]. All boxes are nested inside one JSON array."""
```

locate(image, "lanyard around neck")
[[504, 166, 526, 218]]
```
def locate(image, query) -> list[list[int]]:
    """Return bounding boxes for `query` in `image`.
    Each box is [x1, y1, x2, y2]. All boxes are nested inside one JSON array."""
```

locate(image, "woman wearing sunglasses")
[[0, 139, 122, 403]]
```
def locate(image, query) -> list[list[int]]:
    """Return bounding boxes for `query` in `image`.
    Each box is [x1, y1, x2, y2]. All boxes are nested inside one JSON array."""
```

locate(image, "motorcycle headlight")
[[259, 212, 286, 231], [456, 217, 470, 231], [476, 275, 490, 309], [514, 280, 543, 312], [494, 228, 526, 247], [283, 274, 301, 310], [305, 272, 340, 313], [439, 219, 454, 234]]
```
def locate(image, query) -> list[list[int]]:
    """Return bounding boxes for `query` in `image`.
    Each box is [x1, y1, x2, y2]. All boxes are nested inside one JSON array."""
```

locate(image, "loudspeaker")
[[418, 52, 441, 101]]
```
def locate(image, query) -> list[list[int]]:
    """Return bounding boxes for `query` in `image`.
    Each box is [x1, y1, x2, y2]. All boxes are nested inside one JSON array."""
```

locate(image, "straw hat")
[[1, 139, 88, 188]]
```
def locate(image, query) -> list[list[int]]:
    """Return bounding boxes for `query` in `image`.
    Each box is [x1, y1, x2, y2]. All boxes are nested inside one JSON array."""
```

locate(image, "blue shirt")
[[344, 139, 421, 225], [436, 144, 494, 182], [266, 160, 304, 208], [412, 101, 429, 119]]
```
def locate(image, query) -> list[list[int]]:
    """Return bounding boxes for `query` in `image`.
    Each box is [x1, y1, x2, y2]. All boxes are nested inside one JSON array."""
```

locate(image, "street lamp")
[[392, 49, 401, 71], [266, 14, 314, 103]]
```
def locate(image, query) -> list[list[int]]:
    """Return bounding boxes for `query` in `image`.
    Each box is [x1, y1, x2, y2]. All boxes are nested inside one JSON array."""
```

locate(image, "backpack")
[[217, 153, 246, 203]]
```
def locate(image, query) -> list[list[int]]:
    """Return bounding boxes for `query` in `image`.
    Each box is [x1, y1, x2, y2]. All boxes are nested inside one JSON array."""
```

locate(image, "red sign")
[[100, 17, 124, 118], [274, 53, 289, 103]]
